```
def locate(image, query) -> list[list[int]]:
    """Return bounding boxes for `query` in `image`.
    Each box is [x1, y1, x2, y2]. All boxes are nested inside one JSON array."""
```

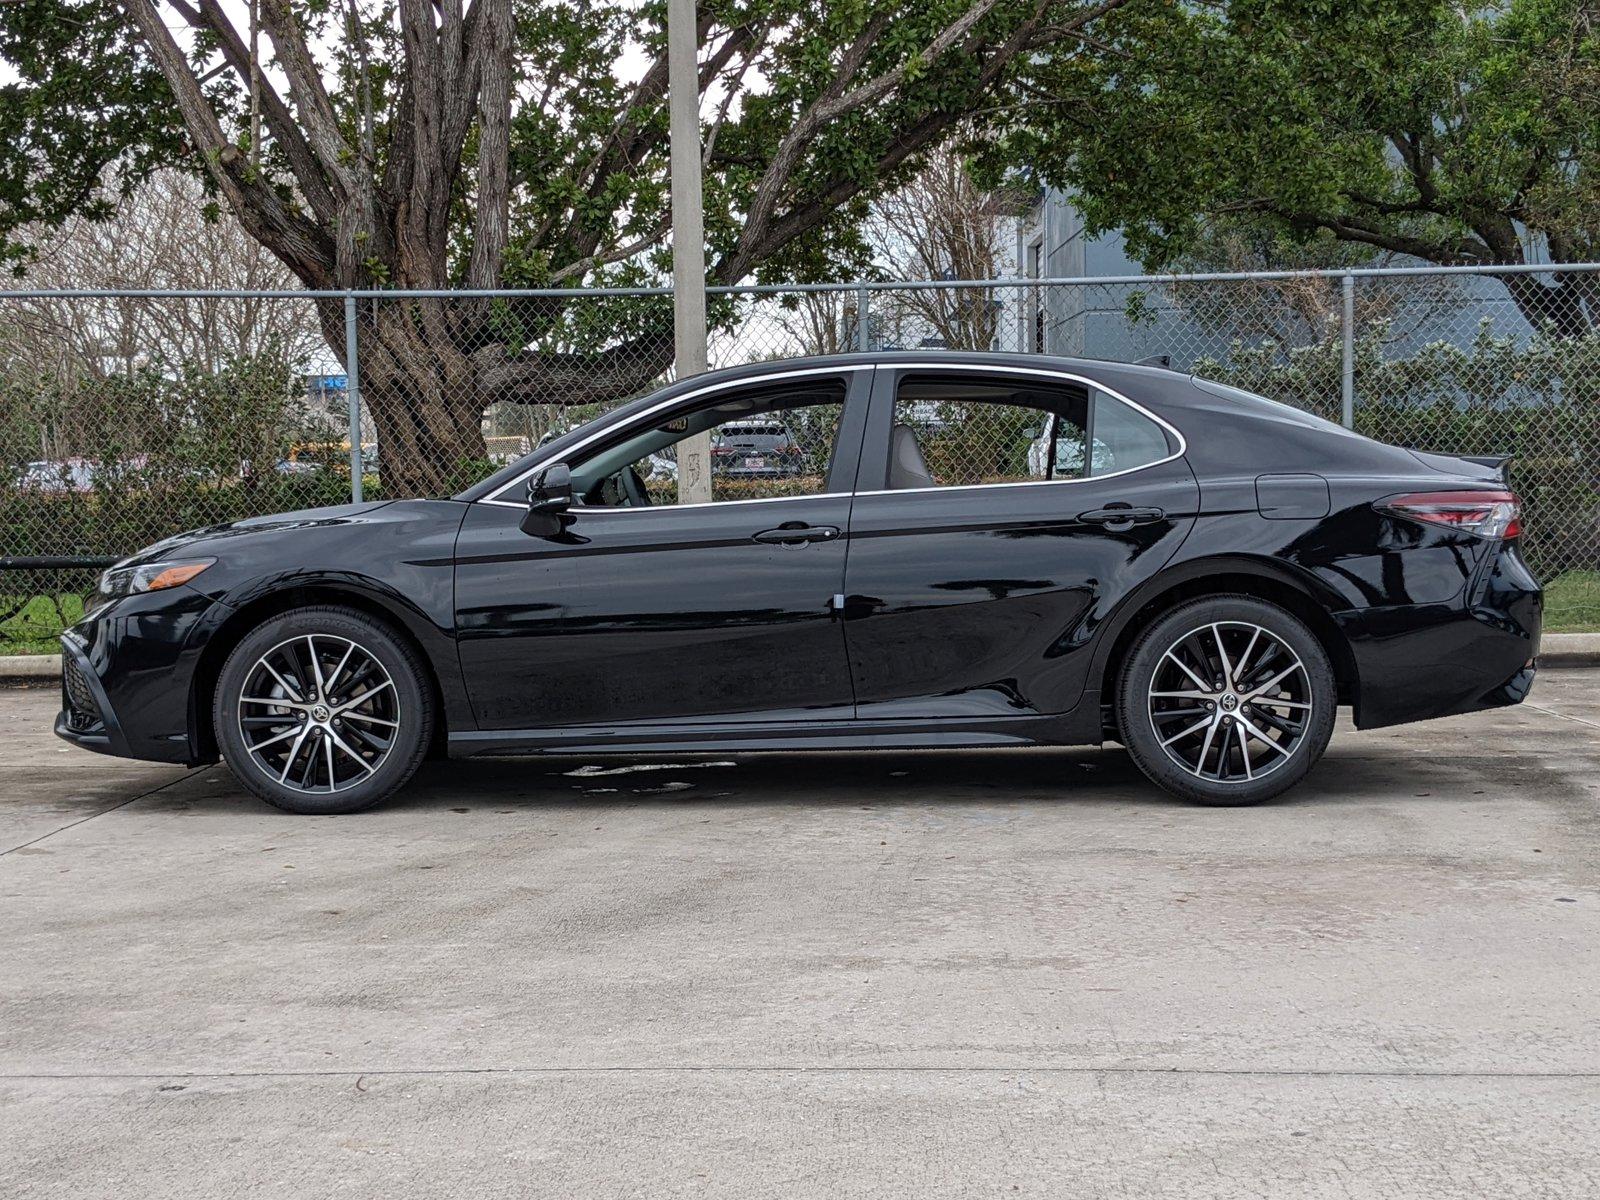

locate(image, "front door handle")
[[752, 522, 841, 546], [1078, 505, 1165, 530]]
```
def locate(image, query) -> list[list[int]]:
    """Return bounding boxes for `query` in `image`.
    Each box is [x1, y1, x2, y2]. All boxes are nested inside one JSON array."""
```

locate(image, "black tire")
[[1116, 595, 1336, 806], [213, 605, 434, 814]]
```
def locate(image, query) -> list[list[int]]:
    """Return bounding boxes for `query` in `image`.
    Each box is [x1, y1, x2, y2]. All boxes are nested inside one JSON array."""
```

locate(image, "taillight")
[[1380, 490, 1522, 539]]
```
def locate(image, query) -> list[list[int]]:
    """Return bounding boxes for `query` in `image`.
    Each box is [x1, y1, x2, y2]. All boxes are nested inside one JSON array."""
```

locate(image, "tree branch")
[[257, 0, 357, 197], [165, 0, 340, 223], [118, 0, 334, 284]]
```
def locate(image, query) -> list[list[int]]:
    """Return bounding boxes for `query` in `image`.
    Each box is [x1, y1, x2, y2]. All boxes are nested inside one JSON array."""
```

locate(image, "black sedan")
[[56, 352, 1541, 814]]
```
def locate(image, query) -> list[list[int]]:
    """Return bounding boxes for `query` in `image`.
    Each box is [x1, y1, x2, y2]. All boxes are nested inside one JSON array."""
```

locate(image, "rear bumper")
[[1344, 540, 1542, 729]]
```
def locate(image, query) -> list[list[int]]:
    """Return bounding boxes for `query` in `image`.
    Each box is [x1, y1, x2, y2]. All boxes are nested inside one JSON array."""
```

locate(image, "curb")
[[0, 655, 62, 681], [1539, 632, 1600, 668], [4, 634, 1599, 680]]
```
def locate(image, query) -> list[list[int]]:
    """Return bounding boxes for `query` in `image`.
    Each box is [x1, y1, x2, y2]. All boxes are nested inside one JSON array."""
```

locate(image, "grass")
[[1544, 571, 1600, 633], [0, 593, 85, 655], [3, 570, 1598, 656]]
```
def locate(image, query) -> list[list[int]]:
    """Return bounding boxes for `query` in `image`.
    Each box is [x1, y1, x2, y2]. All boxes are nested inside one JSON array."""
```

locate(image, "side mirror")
[[520, 462, 573, 536]]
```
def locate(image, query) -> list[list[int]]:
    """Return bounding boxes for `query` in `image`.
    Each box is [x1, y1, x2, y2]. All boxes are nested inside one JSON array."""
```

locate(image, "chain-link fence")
[[4, 264, 1598, 653]]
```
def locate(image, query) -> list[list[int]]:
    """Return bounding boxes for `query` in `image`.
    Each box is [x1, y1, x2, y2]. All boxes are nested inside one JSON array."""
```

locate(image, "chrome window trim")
[[476, 360, 1186, 509], [478, 365, 869, 508]]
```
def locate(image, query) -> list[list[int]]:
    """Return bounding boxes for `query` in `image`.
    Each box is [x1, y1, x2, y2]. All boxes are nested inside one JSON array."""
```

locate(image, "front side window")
[[568, 379, 846, 507], [888, 374, 1172, 490]]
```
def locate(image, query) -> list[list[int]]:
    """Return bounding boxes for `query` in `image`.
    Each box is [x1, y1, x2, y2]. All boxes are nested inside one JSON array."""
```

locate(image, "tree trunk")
[[356, 299, 490, 498], [315, 296, 677, 500], [1502, 273, 1594, 339]]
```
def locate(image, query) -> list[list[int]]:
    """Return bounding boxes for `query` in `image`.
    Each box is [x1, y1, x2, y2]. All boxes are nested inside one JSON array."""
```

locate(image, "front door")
[[454, 368, 870, 731], [839, 366, 1200, 721]]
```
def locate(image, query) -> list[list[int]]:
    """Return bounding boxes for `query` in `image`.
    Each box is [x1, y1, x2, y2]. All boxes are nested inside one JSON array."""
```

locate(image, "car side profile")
[[56, 352, 1541, 814]]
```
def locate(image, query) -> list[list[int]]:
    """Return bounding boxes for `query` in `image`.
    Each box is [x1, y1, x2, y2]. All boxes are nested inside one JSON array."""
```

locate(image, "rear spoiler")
[[1458, 454, 1515, 485], [1404, 448, 1515, 485]]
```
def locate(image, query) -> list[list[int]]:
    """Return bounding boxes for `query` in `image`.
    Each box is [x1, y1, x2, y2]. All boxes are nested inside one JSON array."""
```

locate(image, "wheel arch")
[[1091, 555, 1360, 735], [190, 579, 450, 763]]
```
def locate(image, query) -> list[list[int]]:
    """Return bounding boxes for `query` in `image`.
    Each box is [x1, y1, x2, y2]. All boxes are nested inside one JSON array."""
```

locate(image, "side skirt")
[[448, 713, 1094, 758]]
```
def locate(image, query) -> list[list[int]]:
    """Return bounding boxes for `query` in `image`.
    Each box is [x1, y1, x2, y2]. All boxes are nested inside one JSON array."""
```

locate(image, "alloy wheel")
[[236, 634, 400, 794], [1145, 620, 1313, 783]]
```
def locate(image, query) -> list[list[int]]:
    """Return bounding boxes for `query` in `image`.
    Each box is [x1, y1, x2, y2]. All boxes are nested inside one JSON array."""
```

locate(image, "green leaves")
[[1005, 0, 1600, 285]]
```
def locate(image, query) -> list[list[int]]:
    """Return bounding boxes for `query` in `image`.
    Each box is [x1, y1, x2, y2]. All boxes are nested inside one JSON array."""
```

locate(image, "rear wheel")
[[213, 606, 433, 814], [1117, 595, 1336, 805]]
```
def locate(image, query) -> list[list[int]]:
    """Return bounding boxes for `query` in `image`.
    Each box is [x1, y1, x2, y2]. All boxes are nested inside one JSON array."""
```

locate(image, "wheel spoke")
[[307, 636, 328, 699], [1163, 650, 1212, 693], [1253, 696, 1311, 711], [250, 725, 305, 753], [328, 728, 375, 775], [1235, 626, 1263, 685], [1239, 716, 1291, 758], [1235, 721, 1254, 780], [336, 679, 392, 715], [1150, 689, 1212, 700], [342, 710, 398, 729], [1160, 715, 1213, 748], [1211, 625, 1235, 689], [325, 641, 356, 696], [299, 734, 320, 789], [262, 662, 305, 703], [343, 722, 392, 755], [277, 726, 312, 783], [323, 734, 337, 790], [1245, 663, 1301, 702], [1249, 705, 1300, 736], [1194, 717, 1220, 778], [241, 696, 307, 710]]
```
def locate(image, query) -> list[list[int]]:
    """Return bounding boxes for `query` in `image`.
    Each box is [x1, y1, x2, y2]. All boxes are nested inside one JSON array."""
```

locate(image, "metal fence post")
[[856, 281, 869, 351], [343, 293, 363, 503], [1340, 272, 1355, 430]]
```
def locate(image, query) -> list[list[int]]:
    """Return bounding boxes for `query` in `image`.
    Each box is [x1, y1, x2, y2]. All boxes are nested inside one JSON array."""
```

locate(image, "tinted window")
[[1088, 389, 1173, 475], [569, 380, 846, 506], [891, 376, 1090, 488], [888, 374, 1172, 489]]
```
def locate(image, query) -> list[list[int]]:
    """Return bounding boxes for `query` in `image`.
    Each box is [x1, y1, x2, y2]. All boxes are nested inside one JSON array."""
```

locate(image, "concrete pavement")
[[2, 674, 1597, 1197]]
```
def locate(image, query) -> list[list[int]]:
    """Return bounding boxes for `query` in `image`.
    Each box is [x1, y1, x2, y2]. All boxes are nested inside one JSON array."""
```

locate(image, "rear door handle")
[[1078, 505, 1165, 529], [752, 522, 841, 546]]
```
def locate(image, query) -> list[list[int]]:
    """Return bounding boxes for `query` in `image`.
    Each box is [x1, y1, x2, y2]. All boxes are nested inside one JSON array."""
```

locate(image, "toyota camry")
[[56, 352, 1541, 813]]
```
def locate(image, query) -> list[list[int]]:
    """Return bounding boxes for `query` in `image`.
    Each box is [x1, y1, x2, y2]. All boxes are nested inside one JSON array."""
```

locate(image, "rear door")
[[838, 365, 1199, 721]]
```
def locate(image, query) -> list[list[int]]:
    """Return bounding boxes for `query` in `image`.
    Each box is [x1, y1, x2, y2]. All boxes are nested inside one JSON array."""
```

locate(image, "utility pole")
[[668, 0, 713, 504]]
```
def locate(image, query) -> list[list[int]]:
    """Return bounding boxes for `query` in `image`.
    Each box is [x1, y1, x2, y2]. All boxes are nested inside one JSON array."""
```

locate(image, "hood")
[[116, 500, 397, 568]]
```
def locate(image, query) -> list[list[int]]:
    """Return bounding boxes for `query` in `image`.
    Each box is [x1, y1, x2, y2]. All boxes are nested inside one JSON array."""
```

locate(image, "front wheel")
[[213, 606, 434, 814], [1117, 595, 1337, 806]]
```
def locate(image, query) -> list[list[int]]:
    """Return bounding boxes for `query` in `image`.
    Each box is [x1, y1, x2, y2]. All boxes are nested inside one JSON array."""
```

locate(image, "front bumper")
[[52, 587, 228, 764]]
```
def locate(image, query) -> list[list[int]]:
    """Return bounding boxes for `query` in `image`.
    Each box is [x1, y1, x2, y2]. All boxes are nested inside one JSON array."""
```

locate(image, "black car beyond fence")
[[55, 352, 1540, 814]]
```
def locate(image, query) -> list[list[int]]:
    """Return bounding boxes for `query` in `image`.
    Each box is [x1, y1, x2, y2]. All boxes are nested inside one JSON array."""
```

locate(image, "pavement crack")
[[0, 770, 199, 858], [1523, 702, 1600, 732]]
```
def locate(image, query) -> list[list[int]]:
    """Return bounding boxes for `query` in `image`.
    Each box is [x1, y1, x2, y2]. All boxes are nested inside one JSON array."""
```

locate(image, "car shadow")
[[35, 740, 1512, 820]]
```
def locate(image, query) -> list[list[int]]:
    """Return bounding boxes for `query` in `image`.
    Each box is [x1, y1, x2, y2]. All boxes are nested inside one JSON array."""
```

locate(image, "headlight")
[[97, 558, 216, 601]]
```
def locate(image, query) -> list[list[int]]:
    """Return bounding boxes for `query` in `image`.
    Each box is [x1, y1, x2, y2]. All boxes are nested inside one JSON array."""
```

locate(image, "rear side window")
[[1088, 389, 1172, 475], [888, 373, 1173, 490]]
